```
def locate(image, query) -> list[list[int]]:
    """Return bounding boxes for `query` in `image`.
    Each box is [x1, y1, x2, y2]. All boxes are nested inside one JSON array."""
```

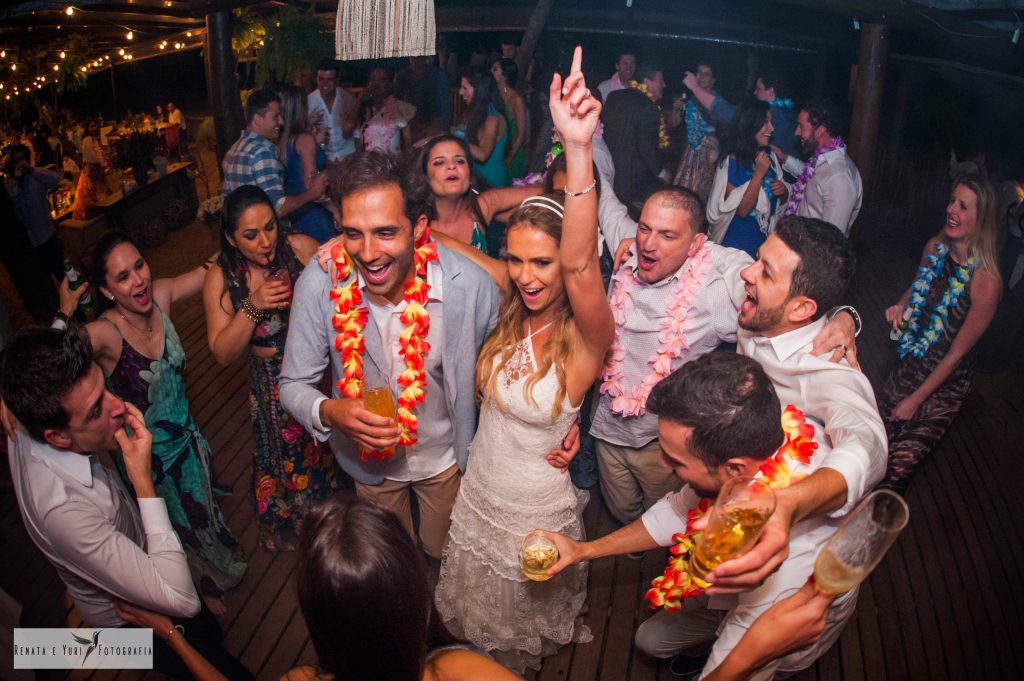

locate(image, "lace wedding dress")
[[435, 326, 592, 673]]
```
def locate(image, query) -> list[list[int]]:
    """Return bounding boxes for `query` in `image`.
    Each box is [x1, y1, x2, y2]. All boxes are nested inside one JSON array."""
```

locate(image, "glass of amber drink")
[[520, 531, 559, 582], [362, 380, 396, 421], [814, 489, 909, 596], [689, 477, 777, 581]]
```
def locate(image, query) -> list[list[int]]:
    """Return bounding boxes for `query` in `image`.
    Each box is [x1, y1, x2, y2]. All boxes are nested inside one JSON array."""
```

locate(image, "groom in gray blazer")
[[279, 152, 501, 559]]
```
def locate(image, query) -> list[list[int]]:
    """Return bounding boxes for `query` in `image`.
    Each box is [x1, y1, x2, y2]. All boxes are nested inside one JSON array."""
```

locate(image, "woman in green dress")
[[492, 58, 527, 182], [60, 231, 245, 613]]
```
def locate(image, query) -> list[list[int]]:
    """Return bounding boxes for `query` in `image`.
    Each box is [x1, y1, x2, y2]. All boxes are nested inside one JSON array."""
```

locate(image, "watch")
[[52, 311, 72, 330], [826, 305, 862, 337]]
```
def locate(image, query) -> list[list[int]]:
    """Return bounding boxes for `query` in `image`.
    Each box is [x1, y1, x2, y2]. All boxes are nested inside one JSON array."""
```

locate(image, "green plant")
[[232, 6, 267, 54], [254, 6, 332, 87]]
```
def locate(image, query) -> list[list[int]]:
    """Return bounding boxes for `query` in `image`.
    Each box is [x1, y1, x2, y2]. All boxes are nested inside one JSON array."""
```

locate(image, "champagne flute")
[[689, 476, 777, 581], [814, 489, 909, 596]]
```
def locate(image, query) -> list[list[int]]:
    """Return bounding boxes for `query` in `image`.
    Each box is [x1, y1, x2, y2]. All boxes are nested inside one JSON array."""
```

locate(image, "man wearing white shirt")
[[775, 100, 863, 236], [1, 326, 252, 679], [544, 217, 885, 679], [307, 58, 359, 162]]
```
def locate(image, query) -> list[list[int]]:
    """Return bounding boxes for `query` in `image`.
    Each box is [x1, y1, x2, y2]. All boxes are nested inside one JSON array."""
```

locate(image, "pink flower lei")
[[783, 136, 846, 217], [600, 244, 713, 417]]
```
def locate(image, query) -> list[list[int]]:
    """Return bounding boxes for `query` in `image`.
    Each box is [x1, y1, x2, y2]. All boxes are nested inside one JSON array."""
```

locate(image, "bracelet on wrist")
[[563, 179, 597, 197], [242, 296, 267, 324]]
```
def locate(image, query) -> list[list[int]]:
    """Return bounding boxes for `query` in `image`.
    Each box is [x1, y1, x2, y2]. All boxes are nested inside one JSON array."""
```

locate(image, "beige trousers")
[[596, 438, 682, 524]]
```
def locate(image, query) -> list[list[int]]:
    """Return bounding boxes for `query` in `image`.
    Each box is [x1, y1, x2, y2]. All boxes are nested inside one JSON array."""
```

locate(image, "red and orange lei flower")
[[329, 228, 439, 461], [645, 404, 818, 611]]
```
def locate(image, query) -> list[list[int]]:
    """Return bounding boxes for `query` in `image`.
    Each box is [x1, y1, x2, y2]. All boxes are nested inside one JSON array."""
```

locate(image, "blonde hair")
[[277, 84, 310, 164], [474, 199, 579, 420], [944, 173, 1002, 285]]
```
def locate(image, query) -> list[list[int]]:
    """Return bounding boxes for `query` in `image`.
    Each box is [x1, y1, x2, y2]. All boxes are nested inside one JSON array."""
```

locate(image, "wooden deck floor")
[[2, 212, 1023, 680]]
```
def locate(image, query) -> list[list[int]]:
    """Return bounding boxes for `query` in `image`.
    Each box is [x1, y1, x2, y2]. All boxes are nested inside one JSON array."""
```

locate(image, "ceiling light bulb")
[[66, 6, 74, 16], [53, 64, 59, 71], [10, 63, 15, 71], [118, 48, 125, 55], [127, 31, 134, 41], [1, 50, 6, 58], [60, 51, 66, 59], [186, 31, 192, 37]]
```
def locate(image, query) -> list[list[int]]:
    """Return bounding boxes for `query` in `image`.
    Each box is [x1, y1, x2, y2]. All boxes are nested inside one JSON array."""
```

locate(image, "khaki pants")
[[354, 464, 461, 559], [596, 438, 682, 524]]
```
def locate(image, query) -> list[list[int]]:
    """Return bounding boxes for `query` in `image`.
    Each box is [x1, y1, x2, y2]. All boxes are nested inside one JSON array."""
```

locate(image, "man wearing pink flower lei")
[[772, 99, 863, 236], [593, 190, 858, 527]]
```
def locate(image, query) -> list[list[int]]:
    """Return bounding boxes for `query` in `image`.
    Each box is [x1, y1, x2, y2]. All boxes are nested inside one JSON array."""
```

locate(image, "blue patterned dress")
[[102, 305, 246, 597]]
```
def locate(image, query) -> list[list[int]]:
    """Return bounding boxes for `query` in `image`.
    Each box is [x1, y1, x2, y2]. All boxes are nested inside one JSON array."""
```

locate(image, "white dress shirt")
[[590, 243, 744, 447], [310, 259, 456, 482], [641, 317, 886, 678], [7, 434, 200, 627], [782, 147, 863, 235], [308, 87, 357, 161]]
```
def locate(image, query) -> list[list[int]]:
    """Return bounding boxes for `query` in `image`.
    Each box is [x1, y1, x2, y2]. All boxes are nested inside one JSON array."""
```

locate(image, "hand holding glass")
[[690, 476, 777, 581], [814, 489, 909, 596], [362, 380, 396, 421], [521, 531, 559, 582], [263, 268, 292, 303]]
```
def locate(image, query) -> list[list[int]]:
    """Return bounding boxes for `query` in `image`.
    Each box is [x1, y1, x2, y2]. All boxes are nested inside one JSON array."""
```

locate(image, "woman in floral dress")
[[881, 174, 1002, 491], [204, 185, 339, 551], [60, 231, 245, 613]]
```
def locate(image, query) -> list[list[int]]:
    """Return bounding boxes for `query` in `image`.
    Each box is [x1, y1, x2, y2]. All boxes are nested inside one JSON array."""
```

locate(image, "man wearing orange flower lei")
[[279, 151, 504, 562], [541, 217, 886, 680]]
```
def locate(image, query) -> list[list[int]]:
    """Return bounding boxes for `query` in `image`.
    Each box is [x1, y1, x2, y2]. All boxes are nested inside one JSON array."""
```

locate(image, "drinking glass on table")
[[689, 476, 777, 581], [814, 489, 909, 595]]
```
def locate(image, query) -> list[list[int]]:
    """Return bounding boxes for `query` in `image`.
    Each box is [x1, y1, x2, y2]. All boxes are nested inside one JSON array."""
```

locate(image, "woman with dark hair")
[[357, 67, 416, 154], [58, 231, 245, 613], [706, 98, 788, 257], [881, 174, 1002, 491], [673, 62, 721, 202], [284, 494, 522, 681], [203, 185, 338, 551], [419, 134, 540, 254], [434, 48, 613, 672], [491, 58, 527, 181], [70, 118, 111, 219], [277, 84, 337, 243], [456, 70, 508, 188]]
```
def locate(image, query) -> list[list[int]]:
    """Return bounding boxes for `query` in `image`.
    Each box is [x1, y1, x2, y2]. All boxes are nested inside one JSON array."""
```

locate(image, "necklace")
[[783, 136, 846, 217], [117, 308, 154, 336], [898, 242, 974, 360], [600, 244, 713, 417]]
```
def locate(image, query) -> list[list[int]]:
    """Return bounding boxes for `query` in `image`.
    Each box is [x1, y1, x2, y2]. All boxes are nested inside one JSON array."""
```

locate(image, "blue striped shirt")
[[220, 130, 286, 211]]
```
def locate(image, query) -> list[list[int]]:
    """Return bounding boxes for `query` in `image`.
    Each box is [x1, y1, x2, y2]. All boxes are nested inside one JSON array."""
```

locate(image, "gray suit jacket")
[[279, 242, 501, 485]]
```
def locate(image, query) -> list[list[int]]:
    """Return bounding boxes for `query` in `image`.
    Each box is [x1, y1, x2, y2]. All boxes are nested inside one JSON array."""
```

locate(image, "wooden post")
[[849, 22, 889, 195], [516, 0, 555, 79], [204, 8, 243, 170]]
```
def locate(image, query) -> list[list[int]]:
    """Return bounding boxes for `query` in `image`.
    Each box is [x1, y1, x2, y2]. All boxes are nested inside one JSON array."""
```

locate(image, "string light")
[[60, 51, 66, 59], [118, 48, 125, 55], [52, 64, 59, 71], [126, 31, 134, 41], [10, 63, 15, 71], [65, 6, 74, 16], [186, 31, 192, 37], [1, 50, 5, 58]]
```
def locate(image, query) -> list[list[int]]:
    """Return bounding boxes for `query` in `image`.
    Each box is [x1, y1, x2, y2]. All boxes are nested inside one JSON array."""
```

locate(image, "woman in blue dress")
[[706, 99, 789, 257], [60, 232, 245, 614], [278, 84, 337, 244]]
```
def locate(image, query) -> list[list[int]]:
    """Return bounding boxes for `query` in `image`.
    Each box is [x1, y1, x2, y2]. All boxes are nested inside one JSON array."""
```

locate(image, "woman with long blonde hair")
[[881, 173, 1002, 491], [434, 47, 614, 673]]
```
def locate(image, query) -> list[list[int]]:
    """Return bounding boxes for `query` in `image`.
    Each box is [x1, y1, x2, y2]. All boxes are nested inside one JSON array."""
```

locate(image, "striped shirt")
[[221, 129, 286, 211]]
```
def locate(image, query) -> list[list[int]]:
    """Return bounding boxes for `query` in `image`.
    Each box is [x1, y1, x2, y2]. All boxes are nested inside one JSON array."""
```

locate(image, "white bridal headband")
[[519, 195, 565, 219]]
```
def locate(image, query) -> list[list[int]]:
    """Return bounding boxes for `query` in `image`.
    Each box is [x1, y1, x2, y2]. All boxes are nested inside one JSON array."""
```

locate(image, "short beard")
[[800, 136, 819, 157], [738, 303, 786, 335]]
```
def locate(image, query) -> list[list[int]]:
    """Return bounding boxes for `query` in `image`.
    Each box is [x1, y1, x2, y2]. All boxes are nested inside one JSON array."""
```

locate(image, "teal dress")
[[102, 305, 246, 597], [474, 105, 508, 188]]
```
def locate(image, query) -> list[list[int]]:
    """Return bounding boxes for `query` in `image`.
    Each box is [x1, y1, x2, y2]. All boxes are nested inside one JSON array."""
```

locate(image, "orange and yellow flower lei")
[[329, 228, 439, 461], [645, 404, 817, 611], [630, 80, 670, 150]]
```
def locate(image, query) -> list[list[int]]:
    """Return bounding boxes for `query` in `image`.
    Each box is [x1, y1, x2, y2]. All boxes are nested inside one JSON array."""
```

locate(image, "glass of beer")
[[814, 489, 909, 596], [689, 477, 777, 581], [362, 380, 396, 421], [520, 531, 559, 582]]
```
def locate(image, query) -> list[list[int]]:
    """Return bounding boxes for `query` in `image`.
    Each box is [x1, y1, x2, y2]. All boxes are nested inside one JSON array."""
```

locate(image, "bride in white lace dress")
[[434, 47, 615, 673]]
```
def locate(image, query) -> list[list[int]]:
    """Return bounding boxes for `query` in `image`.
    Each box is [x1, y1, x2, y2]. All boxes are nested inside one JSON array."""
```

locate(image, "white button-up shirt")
[[311, 259, 455, 482], [641, 318, 886, 678], [7, 434, 200, 627], [308, 87, 357, 162], [782, 147, 863, 235]]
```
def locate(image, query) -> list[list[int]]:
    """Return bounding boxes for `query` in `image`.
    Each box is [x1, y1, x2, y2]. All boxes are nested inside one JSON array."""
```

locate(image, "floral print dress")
[[227, 258, 339, 551], [102, 306, 246, 597]]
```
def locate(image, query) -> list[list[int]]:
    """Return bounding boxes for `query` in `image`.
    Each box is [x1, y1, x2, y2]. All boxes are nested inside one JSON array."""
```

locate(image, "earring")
[[108, 295, 115, 300]]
